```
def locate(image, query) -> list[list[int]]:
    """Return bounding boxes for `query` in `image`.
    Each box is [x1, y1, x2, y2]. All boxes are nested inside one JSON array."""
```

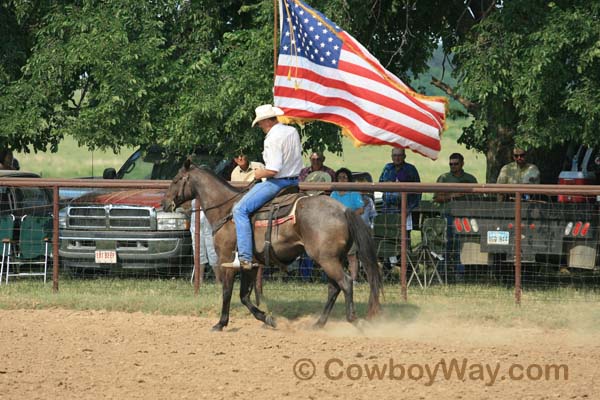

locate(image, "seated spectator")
[[190, 199, 221, 284], [299, 152, 336, 182], [330, 167, 364, 282], [230, 154, 265, 182]]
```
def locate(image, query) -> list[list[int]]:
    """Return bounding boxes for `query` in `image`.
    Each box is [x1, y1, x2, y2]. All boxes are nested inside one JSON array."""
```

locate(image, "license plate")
[[95, 250, 117, 264], [487, 231, 509, 245]]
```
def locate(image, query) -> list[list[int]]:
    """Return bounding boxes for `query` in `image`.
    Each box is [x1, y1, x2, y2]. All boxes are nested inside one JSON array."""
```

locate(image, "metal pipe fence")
[[1, 177, 600, 303]]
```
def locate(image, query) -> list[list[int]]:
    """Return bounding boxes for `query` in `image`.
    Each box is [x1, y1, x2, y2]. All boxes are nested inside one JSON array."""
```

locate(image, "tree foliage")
[[0, 0, 479, 157], [451, 0, 600, 180], [2, 0, 598, 171]]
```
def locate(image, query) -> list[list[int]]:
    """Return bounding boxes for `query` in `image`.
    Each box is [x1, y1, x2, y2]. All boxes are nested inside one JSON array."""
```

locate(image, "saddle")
[[211, 185, 306, 269], [252, 186, 305, 226], [251, 185, 307, 268]]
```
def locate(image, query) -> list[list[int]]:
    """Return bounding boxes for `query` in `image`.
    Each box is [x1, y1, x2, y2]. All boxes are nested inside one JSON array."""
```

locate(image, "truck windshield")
[[117, 146, 227, 181], [118, 148, 181, 180]]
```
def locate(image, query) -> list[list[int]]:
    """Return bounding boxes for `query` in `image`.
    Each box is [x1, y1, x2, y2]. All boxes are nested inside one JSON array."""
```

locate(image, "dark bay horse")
[[162, 160, 382, 331]]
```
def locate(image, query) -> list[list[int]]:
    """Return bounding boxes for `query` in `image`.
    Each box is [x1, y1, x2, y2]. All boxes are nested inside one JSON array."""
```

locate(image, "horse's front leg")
[[212, 268, 236, 331], [240, 268, 276, 328]]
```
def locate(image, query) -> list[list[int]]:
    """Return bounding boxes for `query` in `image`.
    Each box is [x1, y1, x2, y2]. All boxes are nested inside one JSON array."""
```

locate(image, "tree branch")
[[430, 76, 479, 113]]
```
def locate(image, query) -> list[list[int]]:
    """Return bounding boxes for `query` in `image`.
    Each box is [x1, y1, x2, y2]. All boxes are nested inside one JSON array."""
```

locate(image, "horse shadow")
[[268, 297, 421, 324]]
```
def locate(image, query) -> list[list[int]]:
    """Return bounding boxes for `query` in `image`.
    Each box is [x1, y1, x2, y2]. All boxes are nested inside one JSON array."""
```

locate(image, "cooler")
[[557, 171, 596, 202]]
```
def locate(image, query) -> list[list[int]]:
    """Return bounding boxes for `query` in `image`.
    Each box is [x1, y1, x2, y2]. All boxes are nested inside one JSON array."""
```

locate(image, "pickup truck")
[[450, 146, 600, 273], [58, 146, 231, 275]]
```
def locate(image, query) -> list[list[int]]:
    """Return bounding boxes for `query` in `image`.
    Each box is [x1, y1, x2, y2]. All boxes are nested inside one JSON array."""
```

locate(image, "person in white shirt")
[[190, 199, 221, 283], [222, 104, 303, 270], [230, 154, 265, 182]]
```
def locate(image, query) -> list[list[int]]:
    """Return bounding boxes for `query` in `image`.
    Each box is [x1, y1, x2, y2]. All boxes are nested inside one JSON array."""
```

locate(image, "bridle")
[[172, 166, 253, 231]]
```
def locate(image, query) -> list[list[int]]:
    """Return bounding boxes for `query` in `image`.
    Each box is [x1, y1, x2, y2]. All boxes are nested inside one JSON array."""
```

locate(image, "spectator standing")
[[330, 167, 364, 282], [190, 199, 221, 284], [434, 153, 478, 282], [433, 152, 478, 203], [496, 147, 540, 201], [378, 148, 421, 248], [231, 154, 265, 182], [496, 147, 540, 184]]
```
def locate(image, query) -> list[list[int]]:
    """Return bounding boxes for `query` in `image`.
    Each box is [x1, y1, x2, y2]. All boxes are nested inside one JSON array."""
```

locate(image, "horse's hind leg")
[[314, 277, 341, 328], [318, 260, 357, 326], [338, 273, 357, 323], [240, 268, 276, 328], [213, 268, 236, 331]]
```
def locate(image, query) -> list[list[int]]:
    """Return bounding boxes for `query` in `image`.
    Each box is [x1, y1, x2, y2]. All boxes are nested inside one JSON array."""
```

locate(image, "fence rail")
[[1, 177, 600, 303]]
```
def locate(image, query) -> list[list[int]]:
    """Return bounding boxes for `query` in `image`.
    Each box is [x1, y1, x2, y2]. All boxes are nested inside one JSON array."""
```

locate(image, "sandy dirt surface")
[[0, 309, 598, 399]]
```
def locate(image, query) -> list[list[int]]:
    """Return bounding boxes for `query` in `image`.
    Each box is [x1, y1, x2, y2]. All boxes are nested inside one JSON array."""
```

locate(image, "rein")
[[179, 164, 256, 233]]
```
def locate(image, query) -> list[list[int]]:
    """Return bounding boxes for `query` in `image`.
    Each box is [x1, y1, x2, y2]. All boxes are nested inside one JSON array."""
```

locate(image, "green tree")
[[441, 0, 600, 181], [0, 0, 474, 158]]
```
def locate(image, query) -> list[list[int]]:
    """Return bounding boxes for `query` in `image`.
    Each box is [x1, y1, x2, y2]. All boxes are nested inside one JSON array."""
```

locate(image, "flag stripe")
[[275, 100, 440, 159], [275, 86, 442, 149], [339, 32, 447, 122], [277, 55, 440, 131], [274, 71, 441, 140]]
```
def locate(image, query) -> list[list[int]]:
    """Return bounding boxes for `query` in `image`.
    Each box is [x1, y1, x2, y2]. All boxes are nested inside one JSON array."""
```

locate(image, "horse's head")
[[162, 158, 194, 212]]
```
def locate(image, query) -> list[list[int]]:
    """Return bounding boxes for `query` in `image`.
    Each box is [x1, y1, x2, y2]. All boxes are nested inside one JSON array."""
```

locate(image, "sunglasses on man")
[[513, 153, 526, 159]]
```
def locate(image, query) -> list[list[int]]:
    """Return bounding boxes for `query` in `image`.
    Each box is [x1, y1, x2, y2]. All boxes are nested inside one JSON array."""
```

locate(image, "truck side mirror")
[[103, 168, 117, 179]]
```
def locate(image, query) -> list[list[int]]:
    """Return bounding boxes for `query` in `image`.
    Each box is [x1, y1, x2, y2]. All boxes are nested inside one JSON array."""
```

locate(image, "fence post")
[[514, 192, 522, 305], [194, 198, 201, 295], [401, 191, 408, 302], [52, 186, 59, 293]]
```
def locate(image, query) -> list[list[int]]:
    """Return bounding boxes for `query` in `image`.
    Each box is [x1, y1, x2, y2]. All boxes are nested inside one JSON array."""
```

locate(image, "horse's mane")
[[189, 163, 242, 193]]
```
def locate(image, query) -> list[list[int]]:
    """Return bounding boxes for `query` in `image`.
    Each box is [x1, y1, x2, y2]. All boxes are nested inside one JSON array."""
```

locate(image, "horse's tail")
[[345, 208, 383, 318]]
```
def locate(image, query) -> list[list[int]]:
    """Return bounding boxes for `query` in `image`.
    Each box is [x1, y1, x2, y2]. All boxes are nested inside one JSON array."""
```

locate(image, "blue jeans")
[[232, 177, 298, 262]]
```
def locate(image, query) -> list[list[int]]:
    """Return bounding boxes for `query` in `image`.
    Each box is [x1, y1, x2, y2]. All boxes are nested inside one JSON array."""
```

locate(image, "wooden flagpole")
[[273, 0, 279, 80]]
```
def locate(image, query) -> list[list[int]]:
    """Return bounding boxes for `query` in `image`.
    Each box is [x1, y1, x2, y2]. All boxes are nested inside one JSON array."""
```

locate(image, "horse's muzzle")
[[162, 200, 176, 212]]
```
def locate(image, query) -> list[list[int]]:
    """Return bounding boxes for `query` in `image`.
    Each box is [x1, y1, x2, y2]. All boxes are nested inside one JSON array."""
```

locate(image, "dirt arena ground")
[[0, 309, 598, 399]]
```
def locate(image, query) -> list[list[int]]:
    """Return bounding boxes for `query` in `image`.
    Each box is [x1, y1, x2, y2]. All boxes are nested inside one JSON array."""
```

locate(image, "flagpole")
[[273, 0, 279, 81]]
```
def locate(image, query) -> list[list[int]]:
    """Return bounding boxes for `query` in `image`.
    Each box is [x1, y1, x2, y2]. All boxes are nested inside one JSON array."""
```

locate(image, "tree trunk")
[[485, 123, 514, 183], [431, 77, 514, 183]]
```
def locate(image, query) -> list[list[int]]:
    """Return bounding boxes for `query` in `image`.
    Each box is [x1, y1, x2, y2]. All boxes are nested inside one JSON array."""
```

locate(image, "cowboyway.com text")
[[292, 357, 568, 386]]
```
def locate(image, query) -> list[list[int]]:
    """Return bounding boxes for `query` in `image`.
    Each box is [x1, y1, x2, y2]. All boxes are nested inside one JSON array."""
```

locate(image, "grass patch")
[[1, 279, 599, 331], [15, 136, 134, 178], [15, 119, 483, 182]]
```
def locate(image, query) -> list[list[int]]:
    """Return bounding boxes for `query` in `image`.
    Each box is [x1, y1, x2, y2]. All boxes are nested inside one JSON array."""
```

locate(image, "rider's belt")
[[276, 176, 298, 180]]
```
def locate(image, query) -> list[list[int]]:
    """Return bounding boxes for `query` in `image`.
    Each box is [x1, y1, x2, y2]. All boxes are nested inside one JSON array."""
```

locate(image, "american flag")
[[274, 0, 447, 159]]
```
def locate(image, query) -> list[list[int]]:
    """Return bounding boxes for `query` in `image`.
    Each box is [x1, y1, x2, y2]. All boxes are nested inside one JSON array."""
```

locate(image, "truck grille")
[[66, 206, 156, 230]]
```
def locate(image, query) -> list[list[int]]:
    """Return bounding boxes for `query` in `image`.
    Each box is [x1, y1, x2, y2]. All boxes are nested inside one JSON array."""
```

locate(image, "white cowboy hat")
[[252, 104, 284, 127]]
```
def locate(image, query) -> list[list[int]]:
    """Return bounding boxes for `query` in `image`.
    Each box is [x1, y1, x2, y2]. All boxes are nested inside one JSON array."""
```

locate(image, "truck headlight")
[[156, 211, 189, 231], [58, 208, 67, 229]]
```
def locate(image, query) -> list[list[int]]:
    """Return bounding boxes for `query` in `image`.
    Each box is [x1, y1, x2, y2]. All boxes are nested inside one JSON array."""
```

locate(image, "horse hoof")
[[312, 321, 325, 330], [264, 315, 277, 329], [211, 324, 224, 332]]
